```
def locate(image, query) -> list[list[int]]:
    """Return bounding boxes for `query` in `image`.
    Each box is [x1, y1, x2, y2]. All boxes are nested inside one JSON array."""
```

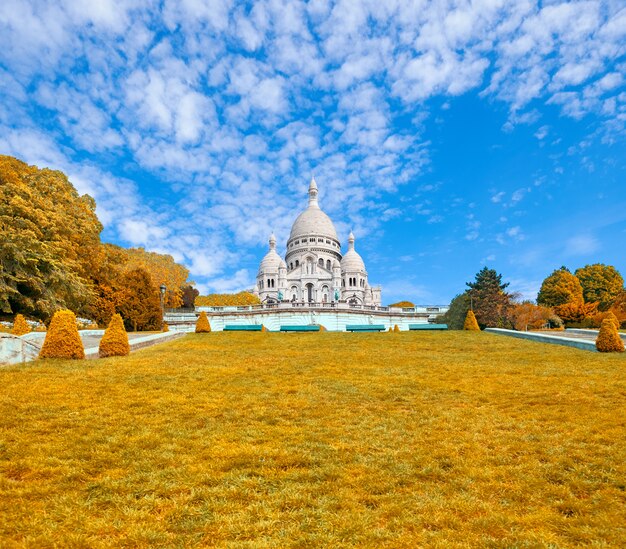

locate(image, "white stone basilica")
[[254, 178, 381, 306]]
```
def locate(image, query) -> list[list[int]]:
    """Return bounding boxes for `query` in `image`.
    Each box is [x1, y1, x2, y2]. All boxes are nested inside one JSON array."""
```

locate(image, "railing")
[[189, 302, 449, 314]]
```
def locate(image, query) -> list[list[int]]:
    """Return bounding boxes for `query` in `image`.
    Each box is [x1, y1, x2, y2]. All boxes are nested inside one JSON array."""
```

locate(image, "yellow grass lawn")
[[1, 332, 625, 547]]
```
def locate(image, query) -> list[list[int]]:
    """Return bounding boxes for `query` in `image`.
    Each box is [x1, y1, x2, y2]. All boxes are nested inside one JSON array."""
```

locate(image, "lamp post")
[[160, 284, 166, 328]]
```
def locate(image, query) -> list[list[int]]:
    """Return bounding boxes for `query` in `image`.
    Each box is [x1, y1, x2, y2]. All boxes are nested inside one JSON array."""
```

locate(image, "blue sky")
[[1, 0, 625, 305]]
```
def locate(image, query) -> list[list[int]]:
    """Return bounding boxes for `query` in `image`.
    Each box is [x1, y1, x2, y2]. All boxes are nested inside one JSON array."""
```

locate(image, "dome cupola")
[[340, 231, 366, 273], [288, 177, 339, 242], [258, 233, 282, 273]]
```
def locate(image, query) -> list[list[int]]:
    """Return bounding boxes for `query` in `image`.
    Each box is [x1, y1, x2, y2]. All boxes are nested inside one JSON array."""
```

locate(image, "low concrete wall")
[[1, 331, 185, 364], [566, 328, 626, 341], [0, 334, 41, 365], [485, 328, 597, 352]]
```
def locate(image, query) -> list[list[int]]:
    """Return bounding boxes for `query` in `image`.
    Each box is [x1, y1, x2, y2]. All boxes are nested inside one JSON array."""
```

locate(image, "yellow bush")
[[195, 292, 261, 306], [11, 314, 31, 336], [464, 310, 480, 331], [393, 324, 400, 332], [99, 314, 130, 358], [319, 325, 327, 332], [162, 323, 169, 332], [605, 311, 620, 331], [262, 325, 268, 332], [39, 310, 85, 359], [195, 312, 211, 333], [595, 318, 624, 353], [389, 301, 415, 308]]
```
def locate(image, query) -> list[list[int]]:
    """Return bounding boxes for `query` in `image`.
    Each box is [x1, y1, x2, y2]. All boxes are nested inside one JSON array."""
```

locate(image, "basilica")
[[254, 178, 381, 306]]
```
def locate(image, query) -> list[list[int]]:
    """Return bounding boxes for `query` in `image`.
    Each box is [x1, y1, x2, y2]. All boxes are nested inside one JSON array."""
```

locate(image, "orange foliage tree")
[[575, 264, 624, 311], [117, 268, 162, 332], [537, 267, 584, 307], [507, 302, 557, 331], [123, 247, 190, 308], [553, 301, 598, 324], [609, 290, 626, 328], [0, 155, 102, 320]]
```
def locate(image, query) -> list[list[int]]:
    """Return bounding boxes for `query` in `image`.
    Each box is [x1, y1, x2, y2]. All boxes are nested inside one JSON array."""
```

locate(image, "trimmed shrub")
[[393, 324, 400, 332], [162, 323, 169, 332], [605, 311, 620, 331], [99, 314, 130, 358], [11, 314, 31, 336], [464, 310, 480, 331], [261, 325, 268, 332], [39, 310, 85, 359], [595, 318, 624, 353], [195, 312, 211, 333], [319, 325, 327, 332]]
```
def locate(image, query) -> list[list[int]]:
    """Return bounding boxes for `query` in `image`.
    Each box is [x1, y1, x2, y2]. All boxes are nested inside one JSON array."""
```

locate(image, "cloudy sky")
[[1, 0, 625, 304]]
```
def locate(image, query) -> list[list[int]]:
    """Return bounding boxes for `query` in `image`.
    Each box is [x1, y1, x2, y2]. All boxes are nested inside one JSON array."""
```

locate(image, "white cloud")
[[564, 234, 599, 256]]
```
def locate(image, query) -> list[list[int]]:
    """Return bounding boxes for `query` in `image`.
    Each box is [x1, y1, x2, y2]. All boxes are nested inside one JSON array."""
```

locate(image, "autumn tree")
[[117, 268, 162, 332], [0, 155, 102, 320], [123, 247, 190, 308], [507, 302, 558, 331], [466, 268, 513, 328], [575, 264, 624, 311], [609, 290, 626, 328], [537, 267, 584, 307], [182, 285, 199, 308]]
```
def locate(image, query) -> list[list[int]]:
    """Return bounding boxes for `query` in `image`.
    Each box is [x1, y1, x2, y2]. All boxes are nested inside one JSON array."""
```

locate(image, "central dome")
[[288, 177, 339, 242]]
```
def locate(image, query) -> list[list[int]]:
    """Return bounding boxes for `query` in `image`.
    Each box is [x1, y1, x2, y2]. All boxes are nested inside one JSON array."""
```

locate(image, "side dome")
[[340, 231, 366, 272], [288, 176, 339, 241], [258, 234, 281, 273]]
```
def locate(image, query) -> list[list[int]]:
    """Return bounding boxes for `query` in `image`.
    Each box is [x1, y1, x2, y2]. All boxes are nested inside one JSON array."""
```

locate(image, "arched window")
[[290, 262, 293, 270], [326, 259, 331, 270], [295, 260, 299, 267], [318, 258, 324, 267]]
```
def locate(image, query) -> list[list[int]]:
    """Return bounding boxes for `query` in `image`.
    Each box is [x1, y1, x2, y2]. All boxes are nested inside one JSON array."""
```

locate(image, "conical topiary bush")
[[605, 311, 620, 331], [99, 314, 130, 358], [394, 324, 400, 332], [596, 318, 624, 353], [11, 314, 31, 336], [463, 310, 480, 331], [195, 312, 211, 333], [39, 310, 85, 359]]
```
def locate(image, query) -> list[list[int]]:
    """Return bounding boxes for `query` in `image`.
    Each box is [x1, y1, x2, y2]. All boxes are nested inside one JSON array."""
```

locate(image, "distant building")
[[255, 177, 381, 306]]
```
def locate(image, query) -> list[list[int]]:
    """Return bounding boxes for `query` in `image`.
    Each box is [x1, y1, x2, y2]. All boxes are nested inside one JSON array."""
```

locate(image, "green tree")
[[575, 264, 624, 311], [466, 267, 513, 328], [439, 293, 471, 330], [117, 268, 162, 332], [537, 267, 584, 307]]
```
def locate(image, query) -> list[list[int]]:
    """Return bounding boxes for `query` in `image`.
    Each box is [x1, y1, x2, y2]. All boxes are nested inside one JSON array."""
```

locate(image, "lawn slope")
[[0, 332, 625, 547]]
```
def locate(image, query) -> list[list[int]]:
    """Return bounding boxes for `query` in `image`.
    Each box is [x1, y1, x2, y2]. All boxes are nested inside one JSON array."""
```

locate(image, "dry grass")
[[1, 332, 625, 547]]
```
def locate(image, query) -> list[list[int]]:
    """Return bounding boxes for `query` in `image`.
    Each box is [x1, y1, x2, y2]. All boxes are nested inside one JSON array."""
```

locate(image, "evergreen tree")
[[466, 268, 513, 328]]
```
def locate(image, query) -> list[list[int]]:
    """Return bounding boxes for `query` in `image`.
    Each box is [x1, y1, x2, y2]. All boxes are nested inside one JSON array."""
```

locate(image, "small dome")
[[341, 231, 366, 272], [259, 233, 281, 273]]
